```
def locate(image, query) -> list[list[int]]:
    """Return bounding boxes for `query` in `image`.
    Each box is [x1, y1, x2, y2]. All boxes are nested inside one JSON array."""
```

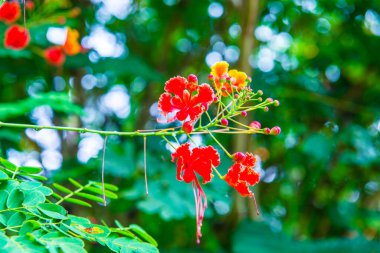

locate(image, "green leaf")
[[112, 238, 158, 253], [23, 191, 46, 207], [92, 182, 119, 191], [18, 166, 43, 174], [75, 192, 104, 203], [0, 190, 8, 209], [0, 157, 17, 171], [65, 198, 92, 207], [68, 178, 82, 188], [19, 181, 43, 191], [19, 220, 41, 236], [85, 186, 118, 199], [53, 183, 72, 194], [7, 188, 24, 208], [37, 203, 67, 220], [0, 170, 8, 179], [19, 173, 47, 181], [129, 224, 158, 247], [7, 212, 26, 227]]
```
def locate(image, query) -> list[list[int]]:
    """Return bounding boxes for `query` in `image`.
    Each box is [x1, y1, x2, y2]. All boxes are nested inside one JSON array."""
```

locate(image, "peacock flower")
[[44, 46, 66, 67], [225, 152, 260, 197], [4, 25, 30, 50], [0, 1, 21, 24], [63, 28, 81, 56], [171, 143, 220, 243], [210, 61, 249, 96], [157, 75, 215, 133]]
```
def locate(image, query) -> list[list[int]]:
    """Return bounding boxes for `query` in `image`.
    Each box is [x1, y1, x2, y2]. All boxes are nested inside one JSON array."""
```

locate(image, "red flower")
[[4, 25, 30, 50], [158, 75, 215, 133], [44, 46, 65, 67], [225, 152, 259, 197], [0, 1, 21, 24], [172, 143, 220, 243]]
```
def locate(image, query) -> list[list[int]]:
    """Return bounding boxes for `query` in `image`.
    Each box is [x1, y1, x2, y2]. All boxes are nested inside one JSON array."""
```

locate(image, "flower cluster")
[[209, 61, 250, 96], [0, 1, 30, 50], [45, 28, 81, 67], [171, 143, 220, 243], [158, 75, 216, 133], [225, 152, 260, 197], [1, 1, 82, 66], [157, 61, 281, 243]]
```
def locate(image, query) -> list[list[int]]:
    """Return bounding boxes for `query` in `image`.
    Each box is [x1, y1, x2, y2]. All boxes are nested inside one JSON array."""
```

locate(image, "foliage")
[[0, 0, 380, 252], [0, 156, 158, 253]]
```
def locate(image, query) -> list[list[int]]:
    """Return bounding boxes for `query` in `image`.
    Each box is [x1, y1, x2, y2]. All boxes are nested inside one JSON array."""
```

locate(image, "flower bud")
[[264, 128, 271, 135], [258, 97, 263, 102], [249, 121, 261, 129], [266, 98, 273, 102], [188, 74, 198, 83], [241, 111, 247, 117], [257, 90, 263, 96], [234, 94, 239, 99], [263, 106, 269, 112], [274, 100, 280, 106], [270, 126, 281, 135], [182, 121, 194, 134], [208, 74, 214, 80], [248, 76, 252, 82], [213, 96, 219, 102], [221, 118, 229, 126], [233, 152, 246, 163]]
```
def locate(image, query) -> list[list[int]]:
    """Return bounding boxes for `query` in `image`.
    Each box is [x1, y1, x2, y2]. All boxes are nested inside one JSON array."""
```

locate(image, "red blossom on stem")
[[44, 46, 66, 67], [158, 75, 215, 133], [0, 1, 21, 24], [171, 143, 220, 243], [225, 152, 260, 213], [4, 25, 30, 50]]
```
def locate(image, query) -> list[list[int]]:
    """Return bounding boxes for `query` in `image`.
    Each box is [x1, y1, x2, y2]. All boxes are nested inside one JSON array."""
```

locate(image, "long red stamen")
[[192, 180, 207, 244]]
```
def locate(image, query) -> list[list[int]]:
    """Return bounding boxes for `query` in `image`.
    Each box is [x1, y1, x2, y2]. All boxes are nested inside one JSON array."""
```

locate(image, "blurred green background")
[[0, 0, 380, 252]]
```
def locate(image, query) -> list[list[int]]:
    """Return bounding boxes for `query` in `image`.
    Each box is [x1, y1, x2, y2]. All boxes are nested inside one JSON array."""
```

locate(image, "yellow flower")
[[211, 61, 229, 78], [63, 28, 81, 56], [228, 69, 248, 88]]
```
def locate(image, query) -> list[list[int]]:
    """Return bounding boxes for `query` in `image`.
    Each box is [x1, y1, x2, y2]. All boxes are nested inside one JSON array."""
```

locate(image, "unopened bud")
[[266, 98, 273, 102], [257, 90, 263, 96], [270, 126, 281, 135], [274, 100, 280, 106], [208, 74, 214, 80], [188, 74, 198, 83], [213, 96, 219, 102], [182, 121, 194, 134], [241, 111, 247, 117], [249, 121, 261, 129], [264, 128, 271, 135], [263, 106, 269, 112], [233, 152, 246, 163], [234, 94, 239, 99], [258, 97, 263, 102], [221, 118, 229, 126]]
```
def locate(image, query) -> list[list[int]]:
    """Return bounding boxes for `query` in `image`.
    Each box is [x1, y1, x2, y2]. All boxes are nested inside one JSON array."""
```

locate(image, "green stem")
[[207, 130, 232, 158]]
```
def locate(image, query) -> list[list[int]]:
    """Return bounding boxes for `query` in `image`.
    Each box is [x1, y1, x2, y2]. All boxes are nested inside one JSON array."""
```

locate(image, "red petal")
[[243, 153, 256, 167], [158, 93, 173, 115], [176, 109, 188, 121], [225, 163, 241, 187], [196, 84, 214, 105], [234, 182, 252, 197], [241, 168, 260, 186], [164, 76, 187, 96]]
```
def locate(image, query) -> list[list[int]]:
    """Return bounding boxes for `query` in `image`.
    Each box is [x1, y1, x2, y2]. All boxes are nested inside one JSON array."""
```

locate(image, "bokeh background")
[[1, 0, 380, 252]]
